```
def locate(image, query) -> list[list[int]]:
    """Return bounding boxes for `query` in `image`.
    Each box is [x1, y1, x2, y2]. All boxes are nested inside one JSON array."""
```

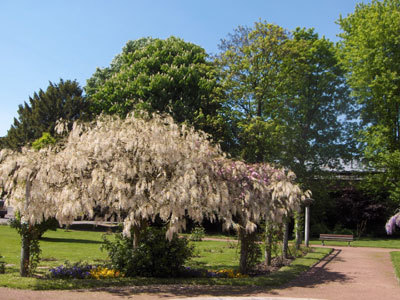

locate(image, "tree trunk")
[[239, 227, 249, 274], [20, 175, 31, 277], [282, 219, 289, 259], [265, 222, 273, 266], [238, 227, 258, 274], [20, 232, 30, 277], [132, 225, 141, 249], [132, 218, 148, 249]]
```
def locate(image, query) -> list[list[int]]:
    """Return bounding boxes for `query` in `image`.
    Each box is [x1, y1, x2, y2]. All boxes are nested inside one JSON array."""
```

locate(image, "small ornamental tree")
[[0, 113, 307, 274]]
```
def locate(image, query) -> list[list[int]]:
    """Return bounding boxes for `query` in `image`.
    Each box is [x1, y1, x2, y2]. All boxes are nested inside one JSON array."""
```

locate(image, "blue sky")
[[0, 0, 369, 137]]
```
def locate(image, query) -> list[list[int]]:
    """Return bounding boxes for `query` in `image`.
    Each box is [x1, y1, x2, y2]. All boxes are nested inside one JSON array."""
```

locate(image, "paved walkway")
[[0, 246, 398, 300]]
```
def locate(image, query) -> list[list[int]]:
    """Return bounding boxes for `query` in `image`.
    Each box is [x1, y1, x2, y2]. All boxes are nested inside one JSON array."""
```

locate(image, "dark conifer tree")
[[3, 79, 89, 150]]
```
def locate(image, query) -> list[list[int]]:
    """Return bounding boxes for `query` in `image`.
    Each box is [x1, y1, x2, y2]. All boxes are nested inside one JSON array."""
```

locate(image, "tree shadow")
[[78, 285, 270, 298], [75, 248, 350, 299], [40, 237, 103, 245], [271, 249, 350, 291]]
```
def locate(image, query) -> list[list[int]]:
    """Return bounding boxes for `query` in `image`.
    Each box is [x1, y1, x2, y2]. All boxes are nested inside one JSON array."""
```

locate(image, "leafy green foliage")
[[86, 37, 230, 147], [0, 225, 333, 289], [218, 21, 354, 187], [10, 219, 41, 276], [102, 227, 194, 277], [10, 215, 58, 239], [239, 230, 262, 272], [85, 37, 155, 98], [218, 22, 288, 160], [390, 251, 400, 281], [189, 226, 206, 242], [2, 79, 89, 150], [0, 253, 5, 274], [338, 0, 400, 204], [32, 132, 56, 150], [9, 213, 59, 276]]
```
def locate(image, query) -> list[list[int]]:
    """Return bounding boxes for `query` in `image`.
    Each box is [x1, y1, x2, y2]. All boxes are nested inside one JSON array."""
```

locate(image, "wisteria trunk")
[[132, 219, 148, 249], [20, 233, 30, 277], [294, 209, 302, 250], [20, 176, 31, 277], [282, 218, 289, 259], [238, 227, 254, 274], [265, 221, 273, 266]]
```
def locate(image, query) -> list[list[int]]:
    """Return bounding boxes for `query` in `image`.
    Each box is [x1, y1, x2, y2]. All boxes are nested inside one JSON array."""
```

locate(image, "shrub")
[[189, 226, 205, 241], [333, 224, 353, 235], [32, 132, 56, 150], [0, 254, 5, 274], [310, 222, 330, 237], [9, 214, 58, 239], [102, 227, 194, 277], [9, 213, 59, 276]]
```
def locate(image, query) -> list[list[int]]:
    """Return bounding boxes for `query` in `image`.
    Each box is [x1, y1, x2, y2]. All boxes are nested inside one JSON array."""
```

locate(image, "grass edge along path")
[[309, 237, 400, 249], [390, 251, 400, 285], [0, 247, 332, 290]]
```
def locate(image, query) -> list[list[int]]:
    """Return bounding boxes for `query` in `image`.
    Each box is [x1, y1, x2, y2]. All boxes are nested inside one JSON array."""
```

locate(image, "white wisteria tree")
[[0, 113, 308, 274]]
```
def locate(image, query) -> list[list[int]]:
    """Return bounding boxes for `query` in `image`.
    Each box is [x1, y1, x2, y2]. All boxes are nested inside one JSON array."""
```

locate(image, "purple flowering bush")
[[386, 212, 400, 235], [48, 261, 94, 279]]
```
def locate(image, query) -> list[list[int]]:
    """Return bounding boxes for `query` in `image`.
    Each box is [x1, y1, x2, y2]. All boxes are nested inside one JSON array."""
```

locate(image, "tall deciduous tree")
[[3, 79, 89, 150], [0, 113, 307, 274], [218, 21, 354, 184], [338, 0, 400, 204], [86, 37, 230, 148], [85, 37, 155, 98], [218, 22, 289, 160], [276, 28, 355, 182]]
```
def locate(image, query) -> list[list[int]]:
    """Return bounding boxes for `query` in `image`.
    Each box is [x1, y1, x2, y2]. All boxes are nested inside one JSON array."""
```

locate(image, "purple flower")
[[386, 213, 400, 235]]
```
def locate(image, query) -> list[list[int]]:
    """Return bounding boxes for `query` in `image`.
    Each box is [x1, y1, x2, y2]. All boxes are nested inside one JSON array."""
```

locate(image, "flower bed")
[[48, 262, 123, 280], [181, 267, 247, 278]]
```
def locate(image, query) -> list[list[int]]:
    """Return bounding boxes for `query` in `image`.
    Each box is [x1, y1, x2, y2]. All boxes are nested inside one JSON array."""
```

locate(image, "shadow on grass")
[[28, 248, 341, 298], [40, 237, 103, 245], [96, 249, 350, 298], [20, 247, 340, 296], [270, 249, 349, 293]]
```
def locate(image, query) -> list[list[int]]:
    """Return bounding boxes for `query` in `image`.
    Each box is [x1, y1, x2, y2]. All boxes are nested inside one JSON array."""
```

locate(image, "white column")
[[305, 205, 310, 247]]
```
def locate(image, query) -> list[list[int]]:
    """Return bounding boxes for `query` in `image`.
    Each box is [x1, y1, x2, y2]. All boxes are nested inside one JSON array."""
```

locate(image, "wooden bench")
[[319, 234, 354, 246]]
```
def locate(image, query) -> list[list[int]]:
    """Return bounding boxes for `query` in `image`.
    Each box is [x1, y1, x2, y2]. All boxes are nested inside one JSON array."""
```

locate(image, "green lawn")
[[0, 225, 108, 267], [309, 237, 400, 249], [188, 240, 239, 270], [0, 225, 331, 290], [199, 235, 400, 249], [390, 251, 400, 282]]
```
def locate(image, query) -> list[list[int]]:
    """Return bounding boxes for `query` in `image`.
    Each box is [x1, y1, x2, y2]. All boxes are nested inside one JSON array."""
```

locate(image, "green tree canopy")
[[86, 37, 229, 147], [85, 37, 155, 98], [2, 79, 89, 150], [338, 0, 400, 203], [218, 21, 354, 186]]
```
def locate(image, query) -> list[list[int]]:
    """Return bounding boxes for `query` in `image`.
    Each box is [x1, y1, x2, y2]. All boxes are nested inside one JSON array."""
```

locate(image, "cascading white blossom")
[[0, 113, 308, 239]]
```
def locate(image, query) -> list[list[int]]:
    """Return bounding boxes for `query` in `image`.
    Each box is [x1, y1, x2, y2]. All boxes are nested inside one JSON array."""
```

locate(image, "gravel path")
[[0, 245, 398, 300]]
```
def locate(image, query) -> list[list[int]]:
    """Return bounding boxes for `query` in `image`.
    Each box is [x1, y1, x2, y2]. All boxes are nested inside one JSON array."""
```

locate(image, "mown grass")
[[0, 225, 331, 290], [0, 225, 108, 267], [390, 251, 400, 283], [309, 237, 400, 248], [198, 234, 400, 249]]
